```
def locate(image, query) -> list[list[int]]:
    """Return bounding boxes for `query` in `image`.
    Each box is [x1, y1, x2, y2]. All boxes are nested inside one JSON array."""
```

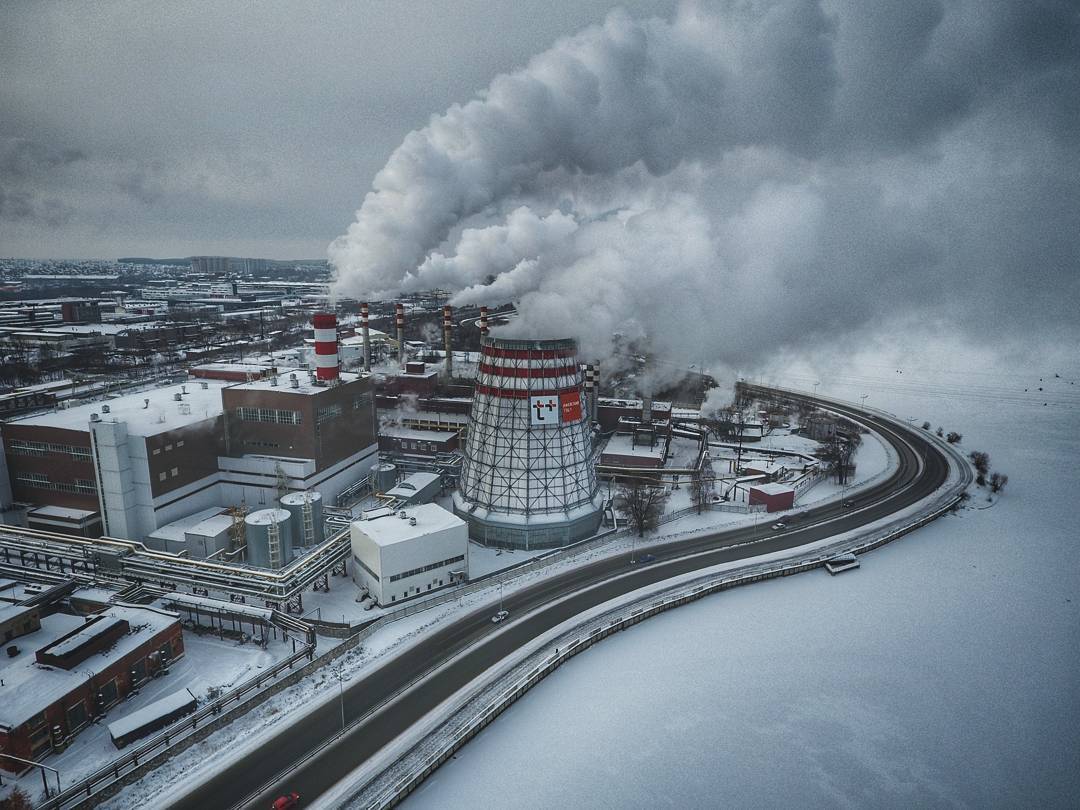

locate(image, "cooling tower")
[[453, 336, 603, 549]]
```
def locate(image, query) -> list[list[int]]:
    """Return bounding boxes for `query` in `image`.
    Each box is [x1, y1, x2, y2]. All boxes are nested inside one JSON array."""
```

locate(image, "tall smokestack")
[[585, 363, 598, 424], [443, 305, 453, 379], [479, 305, 489, 336], [361, 302, 371, 372], [313, 312, 339, 382], [642, 392, 653, 425], [395, 302, 406, 369]]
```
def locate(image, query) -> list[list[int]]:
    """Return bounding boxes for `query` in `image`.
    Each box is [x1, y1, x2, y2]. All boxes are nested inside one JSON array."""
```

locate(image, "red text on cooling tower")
[[559, 391, 583, 423]]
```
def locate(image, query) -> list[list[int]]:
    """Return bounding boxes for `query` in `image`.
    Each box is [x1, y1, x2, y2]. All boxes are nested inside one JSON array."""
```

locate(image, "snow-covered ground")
[[3, 630, 291, 801], [402, 365, 1080, 809]]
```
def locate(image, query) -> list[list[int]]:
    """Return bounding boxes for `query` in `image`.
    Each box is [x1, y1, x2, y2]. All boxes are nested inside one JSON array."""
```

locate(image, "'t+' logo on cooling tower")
[[529, 395, 559, 425]]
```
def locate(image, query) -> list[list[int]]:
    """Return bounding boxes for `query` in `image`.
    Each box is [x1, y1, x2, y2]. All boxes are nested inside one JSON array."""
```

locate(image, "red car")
[[272, 793, 300, 810]]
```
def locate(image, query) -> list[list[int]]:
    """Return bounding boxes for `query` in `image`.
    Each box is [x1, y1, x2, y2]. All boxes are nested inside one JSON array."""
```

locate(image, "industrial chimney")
[[395, 302, 406, 369], [584, 363, 599, 425], [361, 301, 371, 373], [479, 305, 489, 336], [443, 305, 453, 378], [313, 312, 339, 382]]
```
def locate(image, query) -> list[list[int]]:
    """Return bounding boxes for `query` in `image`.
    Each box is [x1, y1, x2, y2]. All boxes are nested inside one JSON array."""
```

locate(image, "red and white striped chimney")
[[443, 305, 453, 378], [360, 301, 371, 372], [313, 312, 339, 381], [479, 305, 489, 336], [395, 302, 406, 368]]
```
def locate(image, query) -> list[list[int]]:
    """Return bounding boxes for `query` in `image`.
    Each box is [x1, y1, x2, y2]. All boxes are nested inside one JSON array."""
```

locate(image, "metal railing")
[[358, 455, 971, 809], [344, 390, 974, 808], [35, 611, 316, 810]]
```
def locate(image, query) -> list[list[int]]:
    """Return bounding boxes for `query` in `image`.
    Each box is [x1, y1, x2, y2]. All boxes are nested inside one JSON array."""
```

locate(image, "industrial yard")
[[0, 278, 874, 807]]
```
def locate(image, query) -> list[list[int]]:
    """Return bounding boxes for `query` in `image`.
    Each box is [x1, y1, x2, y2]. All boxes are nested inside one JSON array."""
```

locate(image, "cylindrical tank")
[[374, 463, 398, 493], [244, 508, 293, 569], [279, 491, 324, 547]]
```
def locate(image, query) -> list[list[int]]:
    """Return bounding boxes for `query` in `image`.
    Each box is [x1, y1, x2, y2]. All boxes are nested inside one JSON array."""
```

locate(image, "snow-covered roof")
[[387, 471, 442, 495], [28, 505, 98, 520], [0, 605, 180, 730], [379, 426, 458, 442], [106, 688, 196, 740], [246, 508, 289, 526], [229, 368, 361, 396], [749, 482, 796, 496], [147, 507, 228, 543], [602, 433, 666, 460], [7, 380, 227, 436], [352, 503, 464, 547], [160, 592, 274, 621]]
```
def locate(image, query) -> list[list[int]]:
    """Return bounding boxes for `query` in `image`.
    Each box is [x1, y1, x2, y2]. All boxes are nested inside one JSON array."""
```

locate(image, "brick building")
[[0, 604, 183, 770]]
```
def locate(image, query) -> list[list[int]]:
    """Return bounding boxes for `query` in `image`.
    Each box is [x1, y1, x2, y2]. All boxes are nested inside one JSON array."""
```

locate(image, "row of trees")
[[921, 421, 962, 444], [969, 450, 1009, 493]]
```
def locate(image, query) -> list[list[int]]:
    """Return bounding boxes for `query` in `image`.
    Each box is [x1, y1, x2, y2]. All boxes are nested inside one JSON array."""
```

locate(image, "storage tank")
[[244, 508, 293, 569], [374, 463, 398, 493], [453, 336, 603, 550], [279, 491, 324, 547]]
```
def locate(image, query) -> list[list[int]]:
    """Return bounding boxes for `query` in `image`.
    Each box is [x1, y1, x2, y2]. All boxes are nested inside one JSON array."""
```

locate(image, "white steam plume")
[[330, 0, 1080, 388]]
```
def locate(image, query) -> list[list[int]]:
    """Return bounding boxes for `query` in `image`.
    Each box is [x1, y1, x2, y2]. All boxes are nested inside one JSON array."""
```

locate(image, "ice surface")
[[402, 367, 1080, 810]]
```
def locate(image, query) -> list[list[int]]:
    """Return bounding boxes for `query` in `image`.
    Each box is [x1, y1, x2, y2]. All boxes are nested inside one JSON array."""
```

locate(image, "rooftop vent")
[[181, 385, 188, 395], [143, 398, 150, 409], [200, 381, 208, 389], [290, 377, 299, 389], [101, 404, 110, 413], [271, 376, 278, 386], [174, 393, 182, 401], [398, 510, 407, 520], [90, 413, 101, 422], [409, 516, 417, 526]]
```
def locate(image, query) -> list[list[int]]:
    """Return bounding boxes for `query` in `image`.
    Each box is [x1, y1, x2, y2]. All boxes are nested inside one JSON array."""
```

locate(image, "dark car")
[[634, 553, 656, 563], [272, 793, 300, 810]]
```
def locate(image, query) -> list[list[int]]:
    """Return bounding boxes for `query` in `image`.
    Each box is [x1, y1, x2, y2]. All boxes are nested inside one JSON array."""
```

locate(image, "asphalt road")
[[166, 395, 950, 810]]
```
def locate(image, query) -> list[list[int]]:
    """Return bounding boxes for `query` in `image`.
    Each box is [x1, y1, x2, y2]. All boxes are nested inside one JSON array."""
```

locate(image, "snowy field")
[[403, 362, 1080, 809]]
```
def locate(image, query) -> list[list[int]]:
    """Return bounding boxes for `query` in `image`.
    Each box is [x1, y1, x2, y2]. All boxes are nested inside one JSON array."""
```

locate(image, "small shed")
[[748, 483, 796, 513]]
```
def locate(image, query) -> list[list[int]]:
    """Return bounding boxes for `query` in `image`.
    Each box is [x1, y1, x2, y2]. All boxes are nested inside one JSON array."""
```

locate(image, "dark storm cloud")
[[329, 0, 1080, 381]]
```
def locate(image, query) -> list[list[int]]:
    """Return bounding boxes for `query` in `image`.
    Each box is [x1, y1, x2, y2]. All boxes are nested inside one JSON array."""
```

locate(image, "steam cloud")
[[329, 0, 1080, 388]]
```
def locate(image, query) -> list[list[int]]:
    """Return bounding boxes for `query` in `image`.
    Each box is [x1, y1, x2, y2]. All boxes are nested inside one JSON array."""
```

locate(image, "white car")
[[491, 609, 510, 624], [771, 522, 786, 531]]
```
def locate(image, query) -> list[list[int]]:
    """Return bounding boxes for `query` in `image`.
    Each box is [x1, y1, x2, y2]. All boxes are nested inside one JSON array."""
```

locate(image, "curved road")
[[165, 392, 953, 810]]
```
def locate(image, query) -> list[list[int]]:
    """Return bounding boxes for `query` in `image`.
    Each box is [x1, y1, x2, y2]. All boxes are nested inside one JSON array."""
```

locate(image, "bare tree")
[[969, 451, 990, 486], [617, 479, 670, 537], [3, 787, 34, 810], [690, 457, 716, 514], [990, 472, 1009, 493], [946, 431, 963, 444]]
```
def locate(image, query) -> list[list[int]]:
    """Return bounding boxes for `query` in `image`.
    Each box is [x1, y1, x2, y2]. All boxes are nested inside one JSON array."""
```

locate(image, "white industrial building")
[[350, 503, 468, 605]]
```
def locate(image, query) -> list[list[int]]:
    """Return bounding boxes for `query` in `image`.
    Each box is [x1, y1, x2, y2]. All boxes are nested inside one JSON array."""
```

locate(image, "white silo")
[[279, 491, 324, 547], [453, 336, 603, 549], [244, 508, 293, 569]]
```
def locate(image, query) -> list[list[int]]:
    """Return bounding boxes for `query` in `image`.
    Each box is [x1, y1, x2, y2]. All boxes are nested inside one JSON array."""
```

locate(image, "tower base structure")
[[454, 336, 603, 551]]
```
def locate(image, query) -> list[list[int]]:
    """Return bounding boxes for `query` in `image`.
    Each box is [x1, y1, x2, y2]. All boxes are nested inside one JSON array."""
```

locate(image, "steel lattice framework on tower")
[[453, 336, 603, 549]]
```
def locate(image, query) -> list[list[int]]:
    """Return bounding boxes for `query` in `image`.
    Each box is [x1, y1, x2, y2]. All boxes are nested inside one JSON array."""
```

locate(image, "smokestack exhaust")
[[313, 312, 339, 382], [395, 302, 406, 369], [443, 304, 453, 379], [361, 301, 371, 372]]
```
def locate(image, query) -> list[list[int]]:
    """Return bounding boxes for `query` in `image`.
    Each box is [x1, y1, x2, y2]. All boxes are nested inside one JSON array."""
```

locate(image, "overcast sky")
[[2, 1, 1077, 380], [0, 0, 679, 260]]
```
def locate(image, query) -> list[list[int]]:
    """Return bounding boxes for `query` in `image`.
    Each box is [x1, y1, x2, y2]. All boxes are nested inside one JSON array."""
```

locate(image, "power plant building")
[[350, 504, 468, 605], [0, 313, 379, 542], [453, 337, 603, 549]]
